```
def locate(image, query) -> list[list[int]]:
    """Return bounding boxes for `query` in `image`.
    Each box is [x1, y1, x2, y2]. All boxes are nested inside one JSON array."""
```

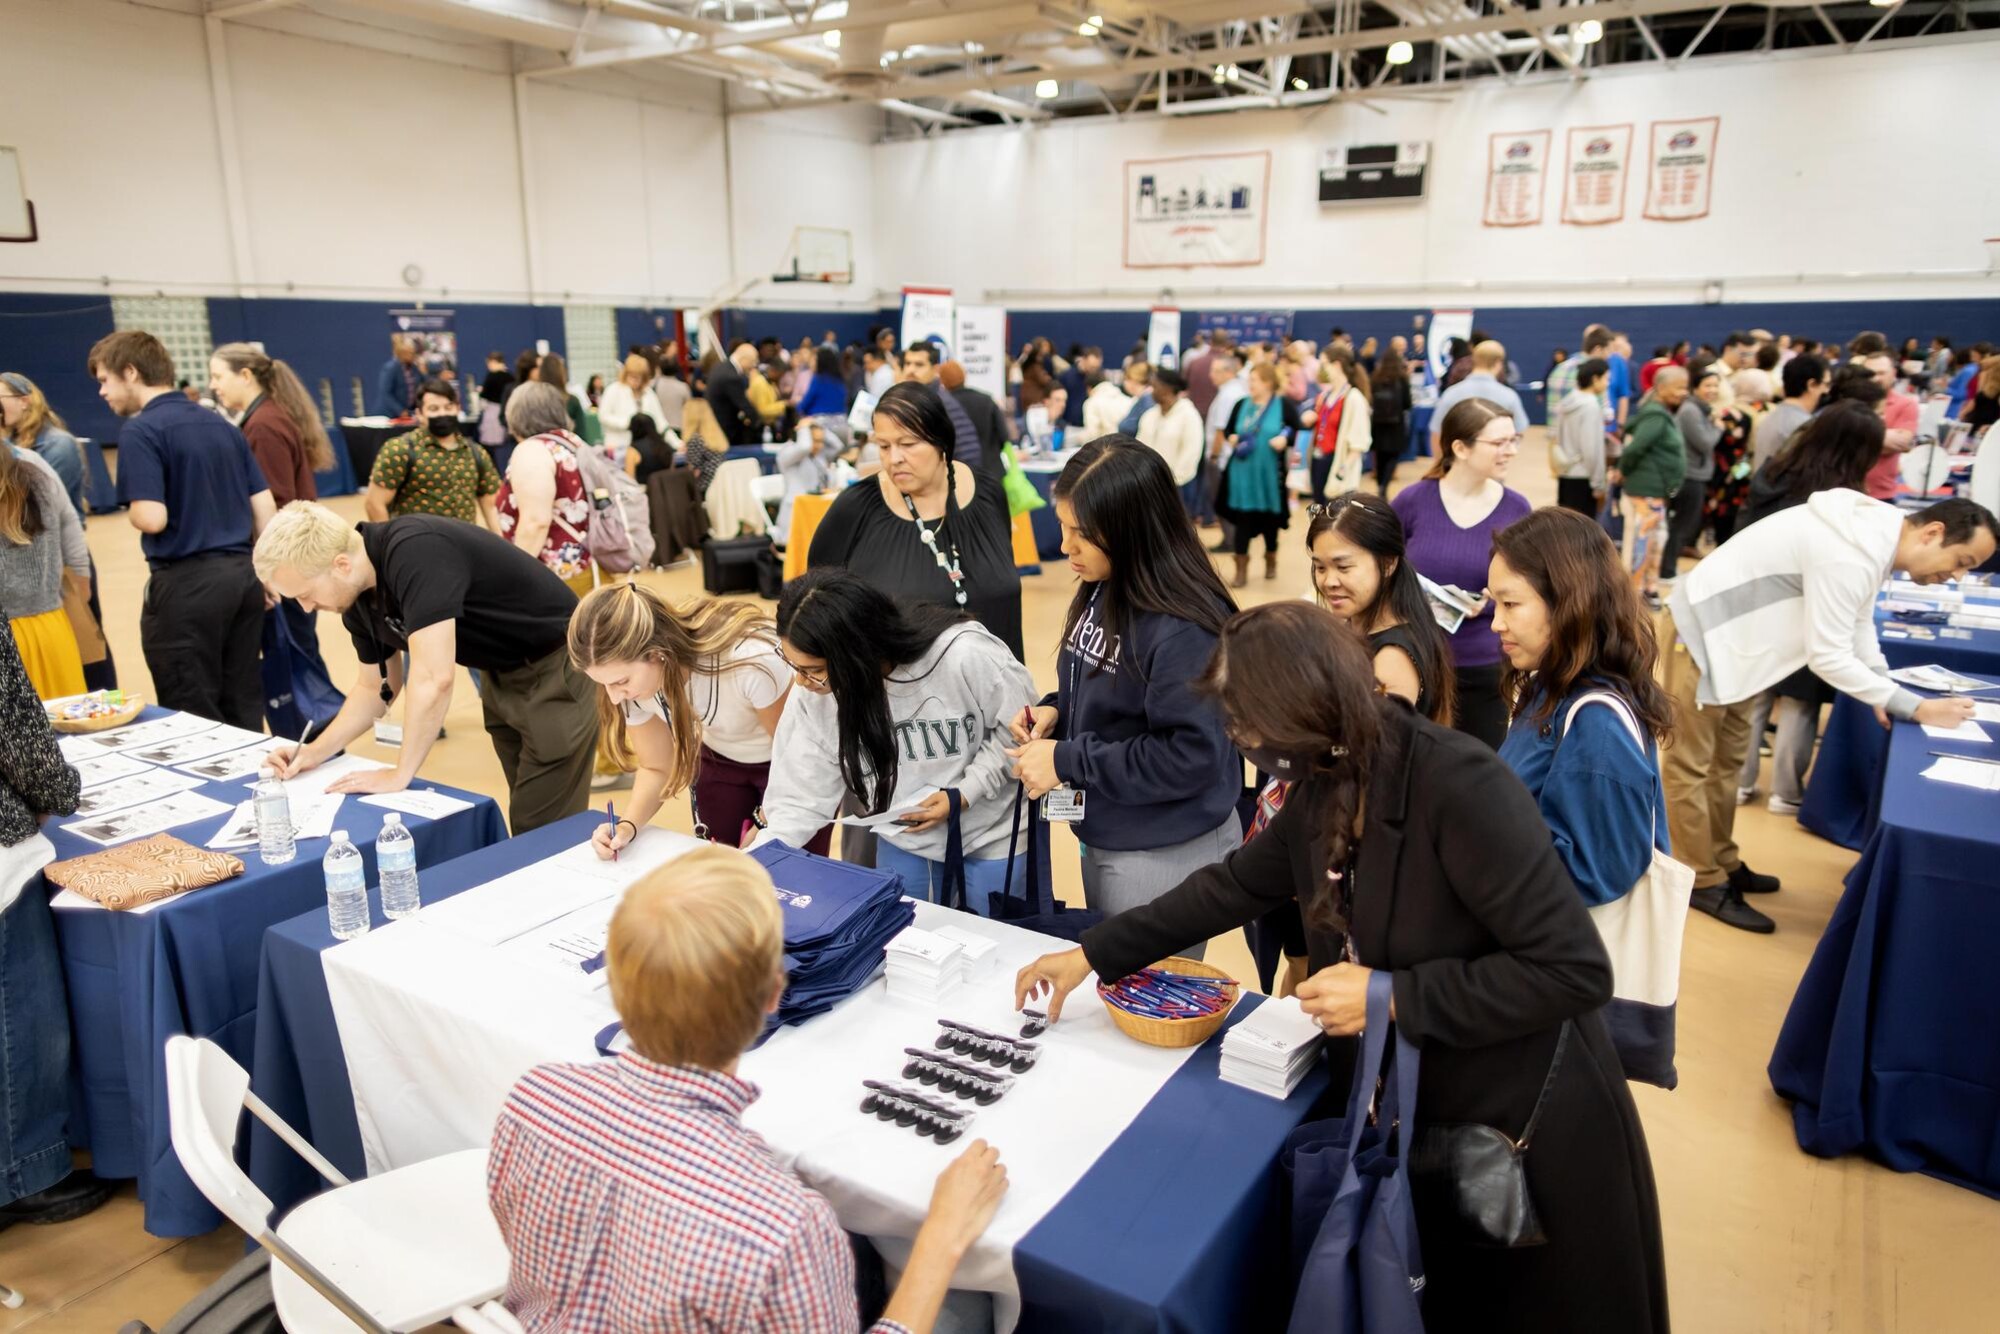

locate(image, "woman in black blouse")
[[1016, 603, 1667, 1334], [808, 382, 1023, 661], [0, 630, 107, 1228]]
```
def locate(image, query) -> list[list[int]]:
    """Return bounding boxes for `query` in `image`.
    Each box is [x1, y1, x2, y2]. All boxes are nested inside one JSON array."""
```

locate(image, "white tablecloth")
[[320, 838, 1204, 1329]]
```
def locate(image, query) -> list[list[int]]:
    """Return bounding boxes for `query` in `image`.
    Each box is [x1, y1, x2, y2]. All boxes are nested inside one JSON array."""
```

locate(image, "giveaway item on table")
[[61, 791, 236, 849], [749, 842, 914, 1031], [899, 1046, 1013, 1105], [1219, 994, 1325, 1099], [933, 1019, 1041, 1073], [43, 834, 245, 911], [72, 767, 206, 818], [932, 923, 1000, 975], [45, 689, 145, 733], [858, 1080, 975, 1143], [884, 925, 970, 1003], [1097, 959, 1241, 1049]]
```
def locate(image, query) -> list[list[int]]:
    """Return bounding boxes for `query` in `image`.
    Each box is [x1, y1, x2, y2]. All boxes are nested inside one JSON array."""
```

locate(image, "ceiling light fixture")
[[1224, 63, 1241, 82], [1078, 21, 1098, 35], [1385, 40, 1414, 65], [824, 29, 841, 48], [1575, 19, 1604, 43], [1088, 12, 1103, 23], [1291, 77, 1308, 91], [1036, 78, 1059, 98]]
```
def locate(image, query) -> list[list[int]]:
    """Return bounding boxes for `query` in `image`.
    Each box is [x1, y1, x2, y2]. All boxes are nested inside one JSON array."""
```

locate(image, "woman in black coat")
[[1017, 602, 1668, 1334]]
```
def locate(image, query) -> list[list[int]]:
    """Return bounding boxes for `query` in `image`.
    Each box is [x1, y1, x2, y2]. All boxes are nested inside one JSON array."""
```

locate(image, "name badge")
[[1041, 786, 1085, 823]]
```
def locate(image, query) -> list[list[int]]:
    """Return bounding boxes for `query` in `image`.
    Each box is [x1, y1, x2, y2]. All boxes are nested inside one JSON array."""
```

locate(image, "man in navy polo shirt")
[[92, 331, 275, 729]]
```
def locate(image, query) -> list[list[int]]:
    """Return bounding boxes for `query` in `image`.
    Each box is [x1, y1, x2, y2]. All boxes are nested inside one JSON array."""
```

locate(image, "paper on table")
[[285, 752, 393, 797], [70, 752, 155, 789], [177, 738, 291, 783], [1920, 757, 2000, 792], [359, 788, 475, 821], [1921, 719, 1992, 743], [291, 793, 346, 842], [501, 900, 616, 992], [1888, 664, 1999, 693], [83, 712, 221, 752], [123, 724, 271, 767], [421, 827, 704, 947], [72, 767, 207, 818], [61, 790, 235, 848], [207, 801, 261, 850], [1972, 702, 2000, 725], [59, 734, 105, 762], [840, 790, 939, 831]]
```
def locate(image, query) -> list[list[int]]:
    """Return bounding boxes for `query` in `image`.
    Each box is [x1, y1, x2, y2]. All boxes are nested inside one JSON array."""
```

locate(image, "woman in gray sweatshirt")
[[1662, 363, 1724, 583], [754, 568, 1036, 913]]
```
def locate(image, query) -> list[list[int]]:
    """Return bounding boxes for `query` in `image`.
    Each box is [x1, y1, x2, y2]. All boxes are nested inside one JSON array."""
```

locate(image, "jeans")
[[874, 840, 1026, 919], [1081, 814, 1240, 962], [2, 840, 74, 1206]]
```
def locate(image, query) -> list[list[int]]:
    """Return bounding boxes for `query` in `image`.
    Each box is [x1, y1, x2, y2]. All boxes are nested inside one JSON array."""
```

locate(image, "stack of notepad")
[[1219, 997, 1325, 1099], [884, 926, 971, 1003]]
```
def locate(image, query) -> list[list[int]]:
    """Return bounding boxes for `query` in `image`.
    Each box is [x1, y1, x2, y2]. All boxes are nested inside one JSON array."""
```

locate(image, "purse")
[[1408, 1021, 1569, 1249], [1561, 690, 1695, 1089], [43, 834, 244, 911]]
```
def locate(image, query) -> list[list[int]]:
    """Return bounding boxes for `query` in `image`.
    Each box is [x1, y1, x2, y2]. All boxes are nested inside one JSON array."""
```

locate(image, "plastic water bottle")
[[324, 831, 370, 941], [254, 769, 295, 866], [377, 813, 421, 920]]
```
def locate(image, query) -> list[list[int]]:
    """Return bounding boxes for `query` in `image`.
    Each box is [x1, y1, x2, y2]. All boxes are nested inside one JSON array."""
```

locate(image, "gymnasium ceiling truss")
[[210, 0, 2000, 132]]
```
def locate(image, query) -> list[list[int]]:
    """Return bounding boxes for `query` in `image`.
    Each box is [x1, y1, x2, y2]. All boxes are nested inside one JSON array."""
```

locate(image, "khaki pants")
[[479, 647, 599, 833], [1661, 611, 1756, 890]]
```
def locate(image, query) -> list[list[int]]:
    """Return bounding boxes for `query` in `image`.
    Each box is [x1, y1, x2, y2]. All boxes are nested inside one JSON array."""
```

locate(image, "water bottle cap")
[[258, 767, 276, 780], [331, 830, 348, 842], [384, 812, 402, 825]]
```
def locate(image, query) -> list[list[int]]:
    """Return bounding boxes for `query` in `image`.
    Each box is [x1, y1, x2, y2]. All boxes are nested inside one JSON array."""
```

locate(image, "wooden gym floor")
[[4, 429, 1995, 1332]]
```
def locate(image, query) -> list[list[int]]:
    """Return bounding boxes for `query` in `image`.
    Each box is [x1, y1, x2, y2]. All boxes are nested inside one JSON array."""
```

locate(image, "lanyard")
[[1063, 585, 1102, 743], [903, 489, 968, 608]]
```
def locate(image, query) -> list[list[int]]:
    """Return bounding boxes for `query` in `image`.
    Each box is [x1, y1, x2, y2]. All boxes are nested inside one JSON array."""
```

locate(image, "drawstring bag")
[[982, 786, 1102, 942]]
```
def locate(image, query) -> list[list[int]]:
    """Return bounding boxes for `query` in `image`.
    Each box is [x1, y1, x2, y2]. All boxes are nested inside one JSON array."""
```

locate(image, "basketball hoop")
[[772, 227, 853, 287]]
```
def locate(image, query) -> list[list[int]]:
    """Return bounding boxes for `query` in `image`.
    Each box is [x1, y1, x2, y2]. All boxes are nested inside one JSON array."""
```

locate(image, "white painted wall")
[[871, 39, 2000, 309], [0, 0, 880, 308]]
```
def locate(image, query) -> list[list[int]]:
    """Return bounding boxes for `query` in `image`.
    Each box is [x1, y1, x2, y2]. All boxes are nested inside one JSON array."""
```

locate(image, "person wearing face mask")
[[364, 378, 502, 531], [1004, 438, 1239, 937], [567, 581, 830, 858], [752, 569, 1035, 913], [1015, 602, 1668, 1334], [1391, 398, 1531, 749]]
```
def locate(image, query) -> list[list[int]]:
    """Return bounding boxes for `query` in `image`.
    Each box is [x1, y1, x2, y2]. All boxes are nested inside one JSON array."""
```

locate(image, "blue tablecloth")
[[1798, 605, 2000, 850], [251, 810, 1334, 1329], [1404, 404, 1434, 462], [46, 710, 505, 1236], [79, 437, 120, 513], [1770, 716, 2000, 1198]]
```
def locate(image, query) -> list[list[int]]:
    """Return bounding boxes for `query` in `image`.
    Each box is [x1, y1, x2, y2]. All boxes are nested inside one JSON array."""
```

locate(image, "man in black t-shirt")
[[253, 502, 596, 832]]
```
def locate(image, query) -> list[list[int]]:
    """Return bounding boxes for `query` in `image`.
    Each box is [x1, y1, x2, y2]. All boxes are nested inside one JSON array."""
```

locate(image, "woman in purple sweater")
[[1390, 398, 1531, 748]]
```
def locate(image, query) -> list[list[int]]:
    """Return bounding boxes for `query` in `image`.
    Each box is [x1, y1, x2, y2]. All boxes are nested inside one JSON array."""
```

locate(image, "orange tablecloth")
[[783, 491, 1042, 581]]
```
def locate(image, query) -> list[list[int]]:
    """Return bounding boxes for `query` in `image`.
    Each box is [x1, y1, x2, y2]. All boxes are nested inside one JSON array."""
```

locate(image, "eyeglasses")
[[1473, 433, 1522, 451], [779, 652, 829, 687]]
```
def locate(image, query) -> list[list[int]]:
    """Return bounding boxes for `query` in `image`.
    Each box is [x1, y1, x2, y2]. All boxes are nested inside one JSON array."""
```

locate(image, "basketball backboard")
[[773, 226, 852, 285], [0, 148, 37, 243]]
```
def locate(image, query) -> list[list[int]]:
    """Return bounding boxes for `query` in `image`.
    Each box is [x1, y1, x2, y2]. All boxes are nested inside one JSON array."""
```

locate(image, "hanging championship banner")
[[952, 304, 1008, 406], [1643, 117, 1720, 222], [1123, 152, 1271, 268], [1147, 308, 1182, 369], [1561, 124, 1633, 227], [1482, 130, 1549, 228], [900, 288, 956, 360], [1427, 310, 1474, 383]]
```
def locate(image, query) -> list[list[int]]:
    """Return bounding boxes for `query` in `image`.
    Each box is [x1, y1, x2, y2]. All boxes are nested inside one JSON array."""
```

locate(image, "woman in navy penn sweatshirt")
[[1006, 437, 1240, 955]]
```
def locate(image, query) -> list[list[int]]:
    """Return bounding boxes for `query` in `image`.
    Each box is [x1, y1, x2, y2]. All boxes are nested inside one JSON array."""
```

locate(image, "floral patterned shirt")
[[494, 431, 592, 582]]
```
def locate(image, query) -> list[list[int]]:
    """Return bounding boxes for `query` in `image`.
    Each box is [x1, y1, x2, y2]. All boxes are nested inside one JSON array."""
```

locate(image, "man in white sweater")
[[1136, 369, 1206, 512], [1664, 493, 1997, 932]]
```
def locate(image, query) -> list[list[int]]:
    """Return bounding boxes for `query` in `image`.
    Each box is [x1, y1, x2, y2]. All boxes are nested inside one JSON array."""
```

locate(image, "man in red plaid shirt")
[[488, 845, 1008, 1332]]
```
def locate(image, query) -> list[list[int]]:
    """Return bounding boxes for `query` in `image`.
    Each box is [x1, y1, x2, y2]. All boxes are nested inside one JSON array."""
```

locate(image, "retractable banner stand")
[[953, 304, 1009, 405], [1123, 152, 1272, 268], [1482, 130, 1550, 227], [1562, 124, 1634, 226], [1148, 308, 1182, 369], [1427, 310, 1474, 382], [389, 308, 456, 375], [900, 288, 957, 360], [1643, 117, 1721, 221]]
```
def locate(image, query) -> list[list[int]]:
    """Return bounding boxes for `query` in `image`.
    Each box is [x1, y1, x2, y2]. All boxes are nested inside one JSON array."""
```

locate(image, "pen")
[[606, 799, 619, 862], [1928, 751, 2000, 766], [282, 717, 317, 780]]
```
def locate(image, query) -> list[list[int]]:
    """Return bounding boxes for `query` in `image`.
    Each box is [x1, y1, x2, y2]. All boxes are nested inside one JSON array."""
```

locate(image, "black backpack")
[[1371, 378, 1403, 424]]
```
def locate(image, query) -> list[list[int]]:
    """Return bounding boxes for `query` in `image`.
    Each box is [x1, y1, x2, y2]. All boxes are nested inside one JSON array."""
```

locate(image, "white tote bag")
[[1562, 691, 1695, 1089]]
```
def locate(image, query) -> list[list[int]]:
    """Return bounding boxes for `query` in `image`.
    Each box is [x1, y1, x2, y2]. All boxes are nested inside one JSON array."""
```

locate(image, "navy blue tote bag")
[[1282, 970, 1426, 1334], [261, 603, 344, 740]]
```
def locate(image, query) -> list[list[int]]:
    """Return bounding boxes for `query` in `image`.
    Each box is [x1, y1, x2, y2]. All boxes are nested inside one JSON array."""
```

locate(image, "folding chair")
[[164, 1036, 509, 1334]]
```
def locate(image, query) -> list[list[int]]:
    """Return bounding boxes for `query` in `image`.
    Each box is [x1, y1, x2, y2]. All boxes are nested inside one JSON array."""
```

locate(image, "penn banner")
[[1124, 152, 1271, 268], [389, 308, 456, 376], [1643, 117, 1720, 222], [900, 288, 956, 360], [1194, 310, 1293, 348], [952, 304, 1008, 406], [1482, 130, 1550, 228], [1562, 124, 1633, 227], [1147, 308, 1182, 370], [1427, 310, 1474, 383]]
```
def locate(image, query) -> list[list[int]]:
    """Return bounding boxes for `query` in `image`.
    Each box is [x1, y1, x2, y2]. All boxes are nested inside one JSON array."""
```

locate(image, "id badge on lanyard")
[[1042, 589, 1097, 825]]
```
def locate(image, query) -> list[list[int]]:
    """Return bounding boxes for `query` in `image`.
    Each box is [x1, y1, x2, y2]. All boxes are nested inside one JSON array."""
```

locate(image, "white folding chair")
[[1970, 426, 2000, 516], [751, 472, 787, 508], [164, 1036, 509, 1334], [704, 458, 768, 540]]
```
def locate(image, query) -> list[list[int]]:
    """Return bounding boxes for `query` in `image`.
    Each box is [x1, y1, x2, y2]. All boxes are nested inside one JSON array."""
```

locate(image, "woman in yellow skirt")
[[0, 446, 89, 699]]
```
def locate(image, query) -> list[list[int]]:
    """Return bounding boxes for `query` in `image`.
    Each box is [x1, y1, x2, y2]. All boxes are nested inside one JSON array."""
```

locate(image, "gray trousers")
[[1080, 813, 1242, 963], [1737, 690, 1819, 805]]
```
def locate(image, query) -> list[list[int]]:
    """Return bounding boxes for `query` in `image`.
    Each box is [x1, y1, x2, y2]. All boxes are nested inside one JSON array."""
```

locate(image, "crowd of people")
[[2, 309, 1998, 1334]]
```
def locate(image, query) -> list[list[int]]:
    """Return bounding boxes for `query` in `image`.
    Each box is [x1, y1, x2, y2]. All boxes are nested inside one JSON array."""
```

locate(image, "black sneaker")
[[1728, 862, 1781, 895], [1691, 886, 1775, 933], [0, 1171, 115, 1231]]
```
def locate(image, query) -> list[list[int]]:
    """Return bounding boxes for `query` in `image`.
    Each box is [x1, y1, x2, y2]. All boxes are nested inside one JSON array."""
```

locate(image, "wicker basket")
[[1097, 955, 1241, 1049], [47, 695, 145, 734]]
